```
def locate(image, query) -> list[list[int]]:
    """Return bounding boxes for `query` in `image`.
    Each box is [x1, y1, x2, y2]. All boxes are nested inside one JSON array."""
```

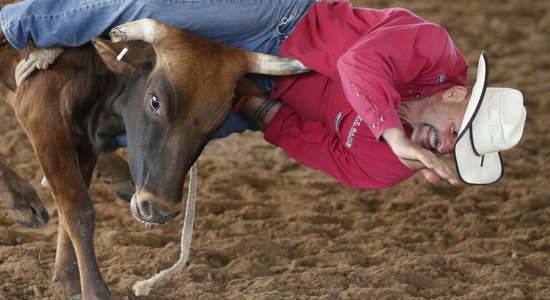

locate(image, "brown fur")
[[0, 16, 274, 299], [4, 42, 127, 299]]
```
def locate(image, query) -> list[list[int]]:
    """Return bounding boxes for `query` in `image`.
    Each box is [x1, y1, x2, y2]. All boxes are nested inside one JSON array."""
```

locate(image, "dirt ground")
[[0, 0, 549, 299]]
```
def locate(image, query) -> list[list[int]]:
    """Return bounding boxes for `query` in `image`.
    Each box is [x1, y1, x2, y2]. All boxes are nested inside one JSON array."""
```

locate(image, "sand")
[[0, 0, 548, 299]]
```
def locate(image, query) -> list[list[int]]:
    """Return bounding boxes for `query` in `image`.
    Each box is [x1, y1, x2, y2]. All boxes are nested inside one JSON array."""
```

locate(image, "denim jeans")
[[0, 0, 318, 139]]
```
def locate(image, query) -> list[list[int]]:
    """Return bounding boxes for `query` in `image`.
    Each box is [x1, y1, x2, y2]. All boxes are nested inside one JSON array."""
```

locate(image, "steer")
[[0, 16, 308, 300]]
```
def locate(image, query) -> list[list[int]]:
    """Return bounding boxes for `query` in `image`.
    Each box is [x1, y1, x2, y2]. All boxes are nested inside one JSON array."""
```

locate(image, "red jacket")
[[265, 0, 469, 189]]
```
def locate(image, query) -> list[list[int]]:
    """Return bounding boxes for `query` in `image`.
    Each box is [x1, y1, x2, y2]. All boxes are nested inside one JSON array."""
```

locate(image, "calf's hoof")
[[0, 167, 49, 228], [13, 202, 49, 228]]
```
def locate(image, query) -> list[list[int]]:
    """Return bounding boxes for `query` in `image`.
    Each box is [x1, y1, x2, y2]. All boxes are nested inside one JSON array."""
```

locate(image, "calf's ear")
[[92, 38, 154, 74]]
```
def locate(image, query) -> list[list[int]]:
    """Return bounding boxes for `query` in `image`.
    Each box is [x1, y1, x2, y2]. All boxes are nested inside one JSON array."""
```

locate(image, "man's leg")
[[0, 0, 312, 54], [1, 0, 316, 138]]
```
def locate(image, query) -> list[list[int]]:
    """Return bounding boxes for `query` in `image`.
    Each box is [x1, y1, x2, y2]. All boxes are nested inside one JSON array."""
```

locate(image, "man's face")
[[410, 87, 470, 157]]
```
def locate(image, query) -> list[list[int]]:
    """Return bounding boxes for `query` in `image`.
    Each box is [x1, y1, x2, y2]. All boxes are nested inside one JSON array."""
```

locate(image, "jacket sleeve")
[[264, 105, 415, 189], [336, 22, 451, 140]]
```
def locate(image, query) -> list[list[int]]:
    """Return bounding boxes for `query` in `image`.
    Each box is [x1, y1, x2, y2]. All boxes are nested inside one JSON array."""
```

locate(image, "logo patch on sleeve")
[[437, 73, 446, 84], [345, 115, 363, 148], [335, 112, 343, 132]]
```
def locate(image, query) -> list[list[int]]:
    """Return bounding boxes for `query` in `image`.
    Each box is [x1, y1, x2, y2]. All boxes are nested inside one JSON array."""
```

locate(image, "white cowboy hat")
[[454, 51, 526, 185]]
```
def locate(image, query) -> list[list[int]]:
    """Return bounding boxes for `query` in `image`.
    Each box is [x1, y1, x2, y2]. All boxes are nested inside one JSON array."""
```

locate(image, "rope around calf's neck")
[[133, 162, 198, 296], [15, 47, 64, 86]]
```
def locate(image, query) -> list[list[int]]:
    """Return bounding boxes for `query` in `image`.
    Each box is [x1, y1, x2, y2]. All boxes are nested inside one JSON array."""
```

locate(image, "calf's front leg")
[[18, 106, 111, 299], [53, 222, 81, 297]]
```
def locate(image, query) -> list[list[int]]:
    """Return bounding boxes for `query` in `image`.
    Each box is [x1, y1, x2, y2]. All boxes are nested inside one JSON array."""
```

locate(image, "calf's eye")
[[149, 96, 161, 115]]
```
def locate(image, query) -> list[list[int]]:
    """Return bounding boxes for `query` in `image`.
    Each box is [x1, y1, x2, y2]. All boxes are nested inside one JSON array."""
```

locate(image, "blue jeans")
[[0, 0, 317, 139]]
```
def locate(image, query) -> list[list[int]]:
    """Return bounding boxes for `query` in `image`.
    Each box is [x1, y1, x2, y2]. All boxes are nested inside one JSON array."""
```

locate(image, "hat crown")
[[471, 87, 526, 155], [454, 51, 527, 185]]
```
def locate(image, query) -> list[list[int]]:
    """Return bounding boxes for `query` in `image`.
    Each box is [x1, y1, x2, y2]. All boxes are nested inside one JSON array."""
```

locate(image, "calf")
[[0, 16, 308, 300]]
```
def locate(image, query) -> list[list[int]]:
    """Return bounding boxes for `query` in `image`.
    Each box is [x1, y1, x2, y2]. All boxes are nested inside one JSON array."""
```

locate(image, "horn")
[[110, 19, 168, 44], [110, 19, 311, 76], [246, 52, 310, 75]]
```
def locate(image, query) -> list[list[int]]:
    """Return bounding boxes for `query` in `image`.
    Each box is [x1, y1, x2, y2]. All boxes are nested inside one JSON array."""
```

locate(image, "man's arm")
[[238, 95, 415, 189], [239, 93, 458, 187]]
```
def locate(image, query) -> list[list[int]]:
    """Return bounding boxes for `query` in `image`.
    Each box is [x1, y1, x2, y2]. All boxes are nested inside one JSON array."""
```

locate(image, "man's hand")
[[382, 128, 459, 186]]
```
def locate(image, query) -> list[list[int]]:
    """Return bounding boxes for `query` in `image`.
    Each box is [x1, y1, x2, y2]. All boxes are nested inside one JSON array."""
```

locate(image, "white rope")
[[133, 162, 198, 296], [15, 47, 64, 86]]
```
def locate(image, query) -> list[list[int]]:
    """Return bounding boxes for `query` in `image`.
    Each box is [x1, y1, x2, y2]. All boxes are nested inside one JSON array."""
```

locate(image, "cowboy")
[[0, 0, 526, 189]]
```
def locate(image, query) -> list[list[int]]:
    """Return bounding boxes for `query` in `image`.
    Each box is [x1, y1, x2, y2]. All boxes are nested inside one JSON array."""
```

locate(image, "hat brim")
[[454, 51, 504, 184]]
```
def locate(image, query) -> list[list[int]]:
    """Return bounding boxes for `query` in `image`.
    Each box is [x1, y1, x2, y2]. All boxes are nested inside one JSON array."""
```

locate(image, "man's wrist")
[[240, 95, 282, 130], [381, 128, 406, 148]]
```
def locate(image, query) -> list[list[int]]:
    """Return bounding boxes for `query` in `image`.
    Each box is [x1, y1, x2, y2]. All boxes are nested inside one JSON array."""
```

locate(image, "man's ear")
[[442, 86, 469, 104]]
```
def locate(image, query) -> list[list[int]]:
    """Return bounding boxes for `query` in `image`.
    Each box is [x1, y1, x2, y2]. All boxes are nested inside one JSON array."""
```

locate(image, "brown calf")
[[0, 15, 308, 300]]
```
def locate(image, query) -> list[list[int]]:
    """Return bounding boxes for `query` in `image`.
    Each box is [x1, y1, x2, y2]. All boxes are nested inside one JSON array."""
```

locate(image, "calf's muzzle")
[[130, 189, 181, 224]]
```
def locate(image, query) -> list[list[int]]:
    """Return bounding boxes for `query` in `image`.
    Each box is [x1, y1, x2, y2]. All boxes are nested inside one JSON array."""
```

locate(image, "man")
[[0, 0, 526, 189]]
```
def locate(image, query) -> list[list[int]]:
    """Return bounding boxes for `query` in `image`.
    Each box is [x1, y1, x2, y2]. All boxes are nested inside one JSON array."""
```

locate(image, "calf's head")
[[93, 19, 308, 224]]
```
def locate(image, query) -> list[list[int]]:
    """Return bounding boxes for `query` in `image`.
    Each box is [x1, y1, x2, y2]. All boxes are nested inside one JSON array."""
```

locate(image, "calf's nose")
[[130, 190, 180, 224]]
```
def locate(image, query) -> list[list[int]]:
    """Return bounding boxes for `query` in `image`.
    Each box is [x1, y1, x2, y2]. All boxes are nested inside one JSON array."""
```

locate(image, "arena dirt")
[[0, 0, 548, 299]]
